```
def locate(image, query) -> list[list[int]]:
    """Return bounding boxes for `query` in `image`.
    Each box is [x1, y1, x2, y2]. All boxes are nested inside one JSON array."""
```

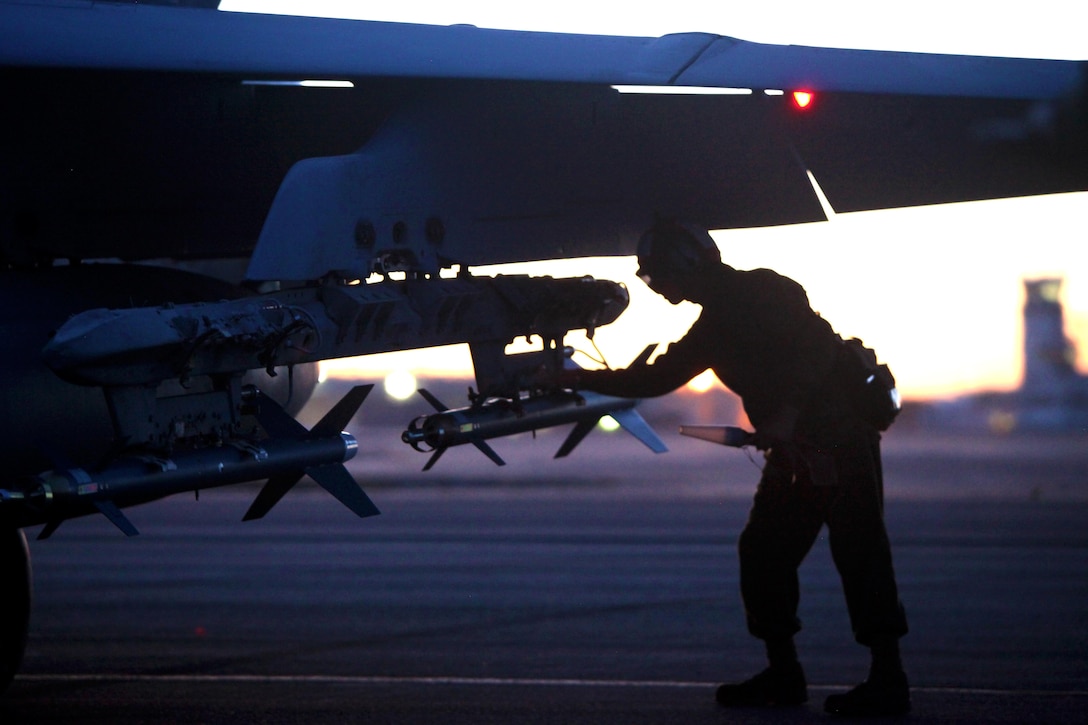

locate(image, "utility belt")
[[835, 337, 901, 431]]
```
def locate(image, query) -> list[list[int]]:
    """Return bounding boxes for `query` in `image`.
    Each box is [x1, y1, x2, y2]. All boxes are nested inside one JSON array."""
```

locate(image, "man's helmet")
[[635, 220, 721, 287]]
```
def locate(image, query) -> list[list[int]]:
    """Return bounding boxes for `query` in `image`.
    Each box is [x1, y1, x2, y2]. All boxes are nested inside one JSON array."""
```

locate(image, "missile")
[[678, 425, 755, 448], [0, 386, 379, 538], [402, 389, 667, 470]]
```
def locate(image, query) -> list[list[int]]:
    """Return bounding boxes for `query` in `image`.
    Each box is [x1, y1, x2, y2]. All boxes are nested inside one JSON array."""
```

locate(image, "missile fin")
[[417, 388, 449, 412], [471, 439, 506, 467], [93, 499, 140, 536], [255, 391, 309, 440], [311, 385, 373, 438], [420, 440, 504, 470], [554, 418, 598, 458], [610, 408, 668, 454], [243, 472, 303, 521], [422, 446, 446, 471], [306, 463, 380, 518]]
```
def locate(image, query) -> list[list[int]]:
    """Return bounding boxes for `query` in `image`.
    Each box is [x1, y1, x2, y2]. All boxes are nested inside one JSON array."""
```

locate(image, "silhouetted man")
[[568, 221, 910, 716]]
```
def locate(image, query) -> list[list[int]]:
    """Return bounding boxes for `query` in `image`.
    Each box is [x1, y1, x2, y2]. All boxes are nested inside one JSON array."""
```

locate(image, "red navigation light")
[[792, 90, 814, 109]]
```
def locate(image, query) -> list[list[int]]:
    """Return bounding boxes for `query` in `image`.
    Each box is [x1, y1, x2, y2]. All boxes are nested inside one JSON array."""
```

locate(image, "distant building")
[[922, 278, 1088, 433]]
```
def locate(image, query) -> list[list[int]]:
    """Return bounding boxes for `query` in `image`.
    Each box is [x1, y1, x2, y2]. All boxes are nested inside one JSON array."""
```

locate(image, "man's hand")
[[752, 405, 800, 450]]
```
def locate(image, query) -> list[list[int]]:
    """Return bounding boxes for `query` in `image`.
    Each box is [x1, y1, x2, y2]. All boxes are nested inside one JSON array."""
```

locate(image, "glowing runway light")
[[792, 91, 815, 109], [598, 415, 620, 432]]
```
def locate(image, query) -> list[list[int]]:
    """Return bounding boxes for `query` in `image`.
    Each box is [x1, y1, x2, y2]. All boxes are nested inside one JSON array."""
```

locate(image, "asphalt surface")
[[2, 422, 1087, 724]]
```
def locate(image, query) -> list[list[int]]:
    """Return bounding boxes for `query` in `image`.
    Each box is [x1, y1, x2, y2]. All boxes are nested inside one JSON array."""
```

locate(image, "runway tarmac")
[[2, 421, 1087, 723]]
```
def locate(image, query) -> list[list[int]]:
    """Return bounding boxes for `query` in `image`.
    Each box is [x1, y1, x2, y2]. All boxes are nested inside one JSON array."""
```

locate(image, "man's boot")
[[717, 635, 808, 707], [825, 637, 910, 716], [715, 662, 808, 707]]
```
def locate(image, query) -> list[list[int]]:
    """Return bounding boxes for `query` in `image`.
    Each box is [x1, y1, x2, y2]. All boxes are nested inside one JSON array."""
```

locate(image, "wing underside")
[[0, 2, 1084, 268]]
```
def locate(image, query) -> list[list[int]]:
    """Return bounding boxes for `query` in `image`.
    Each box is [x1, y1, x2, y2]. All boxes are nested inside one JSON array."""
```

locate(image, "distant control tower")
[[1022, 278, 1077, 396], [925, 277, 1087, 433]]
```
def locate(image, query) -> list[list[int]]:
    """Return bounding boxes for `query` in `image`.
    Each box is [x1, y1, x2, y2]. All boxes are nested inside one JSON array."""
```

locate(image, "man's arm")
[[570, 320, 712, 399]]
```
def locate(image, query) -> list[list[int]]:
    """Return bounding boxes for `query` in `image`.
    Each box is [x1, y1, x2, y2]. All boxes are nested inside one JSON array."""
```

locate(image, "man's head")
[[635, 220, 721, 303]]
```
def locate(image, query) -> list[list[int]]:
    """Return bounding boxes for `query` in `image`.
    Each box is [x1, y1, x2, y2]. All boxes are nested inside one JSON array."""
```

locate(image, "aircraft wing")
[[1, 2, 1084, 271], [0, 3, 1076, 95]]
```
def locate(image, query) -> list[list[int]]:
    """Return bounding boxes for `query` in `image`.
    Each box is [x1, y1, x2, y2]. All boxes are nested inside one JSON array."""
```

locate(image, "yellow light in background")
[[383, 369, 418, 400], [598, 415, 620, 432], [686, 369, 718, 393]]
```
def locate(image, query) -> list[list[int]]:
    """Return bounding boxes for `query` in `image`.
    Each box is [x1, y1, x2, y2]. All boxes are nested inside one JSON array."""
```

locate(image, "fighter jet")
[[0, 0, 1084, 691]]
